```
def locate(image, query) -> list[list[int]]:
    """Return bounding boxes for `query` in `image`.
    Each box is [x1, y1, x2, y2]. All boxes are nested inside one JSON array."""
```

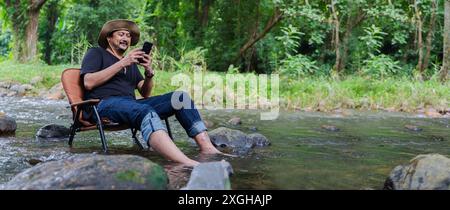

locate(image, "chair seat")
[[79, 123, 130, 132]]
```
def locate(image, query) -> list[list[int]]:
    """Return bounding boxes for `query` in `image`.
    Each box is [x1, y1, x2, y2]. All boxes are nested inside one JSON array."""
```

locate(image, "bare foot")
[[200, 148, 238, 158], [200, 146, 222, 155], [184, 159, 200, 167]]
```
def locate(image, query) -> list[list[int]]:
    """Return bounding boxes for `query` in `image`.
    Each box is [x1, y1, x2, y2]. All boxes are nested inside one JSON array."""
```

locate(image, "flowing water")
[[1, 96, 449, 189]]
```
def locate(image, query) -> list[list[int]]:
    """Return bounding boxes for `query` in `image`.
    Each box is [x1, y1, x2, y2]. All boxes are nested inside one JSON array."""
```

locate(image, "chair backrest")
[[61, 68, 83, 105], [61, 68, 92, 126]]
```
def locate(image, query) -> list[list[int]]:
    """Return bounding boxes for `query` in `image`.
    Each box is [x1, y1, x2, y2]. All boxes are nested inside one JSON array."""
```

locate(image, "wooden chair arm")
[[71, 99, 100, 107]]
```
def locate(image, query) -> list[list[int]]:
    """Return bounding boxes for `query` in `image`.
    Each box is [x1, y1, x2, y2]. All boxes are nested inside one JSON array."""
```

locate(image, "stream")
[[1, 96, 449, 189]]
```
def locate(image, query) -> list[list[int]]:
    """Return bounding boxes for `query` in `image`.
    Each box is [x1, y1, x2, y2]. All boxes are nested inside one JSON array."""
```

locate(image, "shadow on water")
[[1, 96, 449, 189]]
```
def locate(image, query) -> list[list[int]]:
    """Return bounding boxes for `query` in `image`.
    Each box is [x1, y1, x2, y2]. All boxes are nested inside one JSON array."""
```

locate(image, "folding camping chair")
[[61, 68, 173, 153]]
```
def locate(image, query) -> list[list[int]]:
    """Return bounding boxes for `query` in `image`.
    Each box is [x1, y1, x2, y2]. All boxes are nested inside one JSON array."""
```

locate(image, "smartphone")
[[138, 42, 153, 63]]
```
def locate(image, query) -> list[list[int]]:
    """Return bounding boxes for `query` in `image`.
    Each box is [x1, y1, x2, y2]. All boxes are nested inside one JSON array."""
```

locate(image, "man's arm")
[[137, 77, 154, 98], [137, 53, 155, 98], [84, 61, 124, 90]]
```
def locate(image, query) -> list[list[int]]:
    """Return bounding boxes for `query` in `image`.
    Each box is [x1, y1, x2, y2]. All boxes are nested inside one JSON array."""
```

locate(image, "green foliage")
[[227, 64, 240, 74], [0, 0, 446, 80], [169, 47, 208, 72], [0, 20, 12, 58], [276, 25, 303, 56], [70, 34, 92, 65], [359, 25, 387, 58], [361, 54, 403, 79], [279, 54, 319, 79]]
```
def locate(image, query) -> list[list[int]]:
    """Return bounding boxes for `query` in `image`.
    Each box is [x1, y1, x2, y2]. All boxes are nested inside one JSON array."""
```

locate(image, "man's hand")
[[120, 48, 144, 67], [139, 53, 154, 78]]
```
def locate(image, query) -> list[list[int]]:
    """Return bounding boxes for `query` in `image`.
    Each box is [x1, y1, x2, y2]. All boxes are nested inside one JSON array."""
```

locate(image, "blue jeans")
[[95, 91, 207, 144]]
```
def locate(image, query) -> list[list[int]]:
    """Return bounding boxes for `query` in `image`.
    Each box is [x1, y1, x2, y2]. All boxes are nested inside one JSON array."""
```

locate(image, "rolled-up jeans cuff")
[[141, 111, 167, 144], [187, 121, 207, 138]]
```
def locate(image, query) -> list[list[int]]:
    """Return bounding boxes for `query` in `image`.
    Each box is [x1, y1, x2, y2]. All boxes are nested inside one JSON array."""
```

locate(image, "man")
[[81, 19, 221, 166]]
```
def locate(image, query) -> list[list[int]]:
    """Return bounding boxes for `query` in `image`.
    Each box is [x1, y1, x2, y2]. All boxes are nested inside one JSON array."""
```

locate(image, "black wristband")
[[145, 71, 154, 79]]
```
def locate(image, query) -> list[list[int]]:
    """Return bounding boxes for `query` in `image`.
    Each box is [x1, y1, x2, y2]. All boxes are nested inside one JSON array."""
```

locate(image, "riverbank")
[[0, 61, 448, 115]]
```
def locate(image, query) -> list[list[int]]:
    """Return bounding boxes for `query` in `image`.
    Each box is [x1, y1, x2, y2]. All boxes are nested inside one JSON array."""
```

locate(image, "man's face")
[[107, 30, 131, 52]]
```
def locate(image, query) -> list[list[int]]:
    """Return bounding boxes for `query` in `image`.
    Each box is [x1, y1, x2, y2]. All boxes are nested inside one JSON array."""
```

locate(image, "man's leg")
[[149, 130, 198, 166], [192, 131, 221, 154], [97, 97, 198, 165], [137, 91, 221, 154]]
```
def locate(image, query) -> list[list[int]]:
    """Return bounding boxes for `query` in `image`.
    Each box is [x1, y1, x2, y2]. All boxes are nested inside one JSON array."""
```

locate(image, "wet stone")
[[36, 124, 70, 139], [404, 125, 422, 132], [321, 125, 340, 132]]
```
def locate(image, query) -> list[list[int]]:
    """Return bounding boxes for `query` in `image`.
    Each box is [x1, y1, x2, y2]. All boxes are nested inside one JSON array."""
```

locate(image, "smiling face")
[[106, 30, 131, 53]]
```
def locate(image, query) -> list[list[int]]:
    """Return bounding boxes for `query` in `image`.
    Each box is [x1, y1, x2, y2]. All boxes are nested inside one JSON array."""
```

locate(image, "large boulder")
[[0, 114, 17, 136], [384, 154, 450, 190], [36, 124, 70, 139], [44, 82, 65, 100], [182, 160, 233, 190], [0, 154, 168, 190], [208, 127, 270, 154]]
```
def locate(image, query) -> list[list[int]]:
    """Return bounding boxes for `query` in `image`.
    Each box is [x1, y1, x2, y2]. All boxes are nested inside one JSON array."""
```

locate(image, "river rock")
[[247, 133, 271, 147], [425, 108, 442, 118], [36, 124, 70, 139], [30, 76, 43, 85], [9, 84, 33, 96], [0, 114, 17, 135], [209, 127, 270, 153], [227, 117, 242, 126], [45, 82, 65, 100], [321, 125, 340, 132], [384, 154, 450, 190], [404, 125, 422, 132], [203, 119, 215, 128], [182, 160, 233, 190], [0, 154, 168, 190], [0, 81, 11, 89]]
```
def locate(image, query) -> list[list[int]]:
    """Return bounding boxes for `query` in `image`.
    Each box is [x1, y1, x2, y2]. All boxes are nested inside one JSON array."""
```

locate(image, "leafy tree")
[[3, 0, 47, 62], [442, 0, 450, 81]]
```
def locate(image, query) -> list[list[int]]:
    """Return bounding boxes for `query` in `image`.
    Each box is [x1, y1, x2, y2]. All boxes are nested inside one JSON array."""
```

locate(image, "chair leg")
[[131, 128, 145, 150], [165, 118, 173, 140], [93, 106, 108, 153], [68, 124, 76, 147]]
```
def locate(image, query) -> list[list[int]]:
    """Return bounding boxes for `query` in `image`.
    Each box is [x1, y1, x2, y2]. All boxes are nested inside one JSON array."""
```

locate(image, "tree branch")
[[236, 7, 283, 61], [30, 0, 47, 11]]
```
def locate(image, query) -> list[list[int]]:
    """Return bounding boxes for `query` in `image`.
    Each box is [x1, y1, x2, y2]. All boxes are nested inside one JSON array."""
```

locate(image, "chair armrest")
[[71, 99, 100, 107]]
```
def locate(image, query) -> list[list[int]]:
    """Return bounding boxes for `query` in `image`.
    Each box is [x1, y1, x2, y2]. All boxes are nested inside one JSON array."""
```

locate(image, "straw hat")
[[97, 19, 140, 49]]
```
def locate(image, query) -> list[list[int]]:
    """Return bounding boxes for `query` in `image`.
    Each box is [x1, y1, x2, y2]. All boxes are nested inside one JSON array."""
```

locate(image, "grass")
[[0, 60, 449, 112], [287, 77, 449, 112]]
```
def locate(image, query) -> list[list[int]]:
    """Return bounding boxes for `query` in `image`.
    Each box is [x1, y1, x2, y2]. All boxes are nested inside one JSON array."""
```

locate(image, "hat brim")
[[98, 19, 140, 49]]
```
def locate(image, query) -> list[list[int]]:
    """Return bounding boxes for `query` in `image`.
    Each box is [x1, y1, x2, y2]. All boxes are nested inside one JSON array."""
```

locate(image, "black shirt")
[[80, 47, 144, 100]]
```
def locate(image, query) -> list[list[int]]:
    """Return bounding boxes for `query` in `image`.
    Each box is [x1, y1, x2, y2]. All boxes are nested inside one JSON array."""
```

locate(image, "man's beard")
[[117, 47, 126, 54]]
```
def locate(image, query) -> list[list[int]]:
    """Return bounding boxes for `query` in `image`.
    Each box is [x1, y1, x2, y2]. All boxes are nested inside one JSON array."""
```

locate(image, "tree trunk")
[[331, 0, 340, 73], [339, 9, 365, 72], [194, 0, 200, 23], [246, 0, 260, 72], [43, 1, 59, 65], [5, 0, 24, 61], [4, 0, 47, 63], [201, 0, 212, 27], [441, 0, 450, 82], [414, 0, 424, 78], [423, 0, 437, 73], [235, 7, 283, 62]]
